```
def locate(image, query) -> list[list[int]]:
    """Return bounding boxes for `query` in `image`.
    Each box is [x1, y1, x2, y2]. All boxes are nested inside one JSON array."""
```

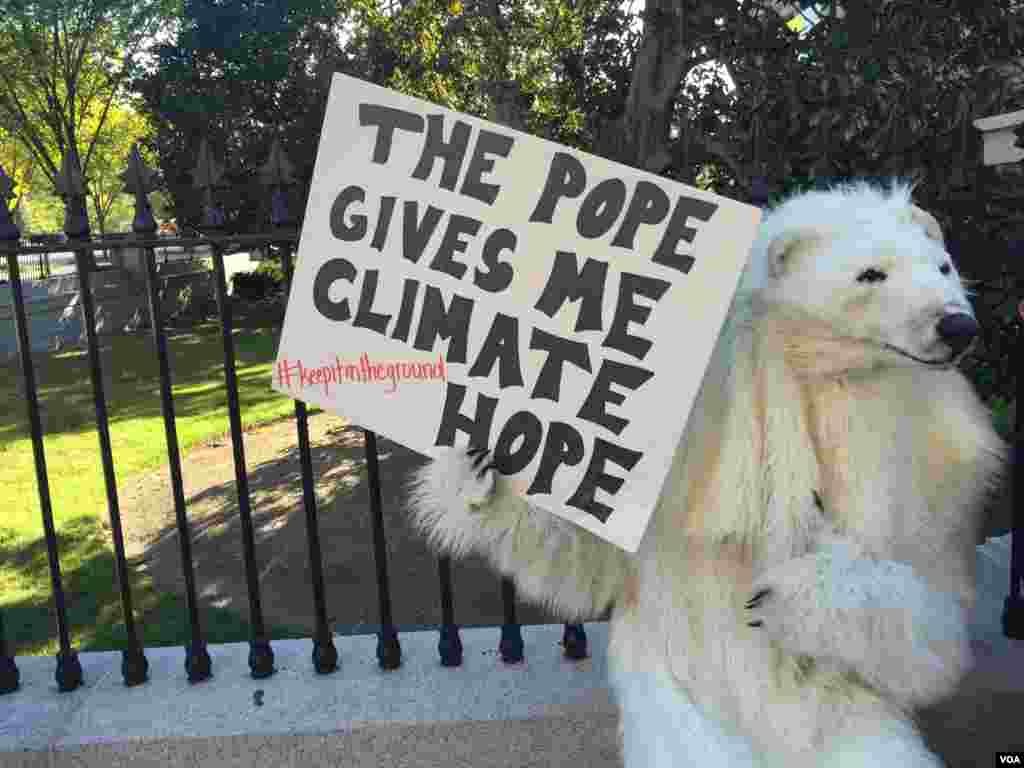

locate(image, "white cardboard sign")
[[273, 73, 762, 553]]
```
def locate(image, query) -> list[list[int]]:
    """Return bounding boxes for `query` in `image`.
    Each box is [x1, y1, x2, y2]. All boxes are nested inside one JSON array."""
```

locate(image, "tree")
[[132, 0, 347, 231], [134, 0, 1023, 404], [697, 1, 1024, 407], [81, 102, 155, 234], [2, 89, 155, 235], [0, 120, 37, 219], [0, 0, 176, 225], [137, 0, 1024, 222]]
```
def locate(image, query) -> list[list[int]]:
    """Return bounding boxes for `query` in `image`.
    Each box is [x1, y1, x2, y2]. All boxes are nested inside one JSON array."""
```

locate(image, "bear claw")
[[465, 447, 496, 478], [746, 588, 773, 610]]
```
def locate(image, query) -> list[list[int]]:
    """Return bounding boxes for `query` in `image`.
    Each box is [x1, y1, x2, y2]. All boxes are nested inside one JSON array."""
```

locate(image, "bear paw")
[[429, 446, 498, 510], [745, 549, 973, 705], [744, 553, 833, 659]]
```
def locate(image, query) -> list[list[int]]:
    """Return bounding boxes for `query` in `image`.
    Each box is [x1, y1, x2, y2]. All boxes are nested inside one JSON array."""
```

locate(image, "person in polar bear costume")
[[406, 181, 1008, 767]]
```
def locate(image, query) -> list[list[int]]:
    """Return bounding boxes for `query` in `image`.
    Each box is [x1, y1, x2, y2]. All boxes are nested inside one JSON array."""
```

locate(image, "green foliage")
[[13, 190, 63, 234], [255, 258, 286, 285], [0, 0, 172, 179], [231, 268, 283, 302], [0, 0, 168, 238], [132, 0, 345, 231], [130, 0, 1023, 406], [989, 396, 1017, 441]]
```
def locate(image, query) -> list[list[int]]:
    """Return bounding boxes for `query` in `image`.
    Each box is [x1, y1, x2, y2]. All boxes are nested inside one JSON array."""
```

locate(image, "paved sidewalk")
[[918, 535, 1024, 765]]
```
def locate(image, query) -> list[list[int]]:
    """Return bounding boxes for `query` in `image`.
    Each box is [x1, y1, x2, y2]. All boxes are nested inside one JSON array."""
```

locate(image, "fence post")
[[194, 138, 275, 679], [55, 146, 94, 271], [1, 166, 82, 692], [125, 145, 214, 682], [57, 151, 150, 686], [0, 168, 22, 694], [363, 428, 402, 670], [1004, 297, 1024, 639], [498, 577, 524, 664], [437, 556, 462, 666], [486, 79, 527, 665], [262, 138, 339, 674]]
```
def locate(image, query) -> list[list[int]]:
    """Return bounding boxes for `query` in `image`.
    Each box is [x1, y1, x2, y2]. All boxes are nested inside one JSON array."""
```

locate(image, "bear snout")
[[935, 313, 979, 357]]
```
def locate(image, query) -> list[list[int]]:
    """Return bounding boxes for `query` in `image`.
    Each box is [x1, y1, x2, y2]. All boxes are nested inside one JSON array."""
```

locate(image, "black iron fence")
[[0, 232, 211, 284], [0, 142, 589, 696], [1, 148, 1021, 702], [0, 236, 58, 281]]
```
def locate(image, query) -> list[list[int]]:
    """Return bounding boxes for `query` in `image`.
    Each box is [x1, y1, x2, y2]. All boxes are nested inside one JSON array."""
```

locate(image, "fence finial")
[[192, 138, 226, 229], [122, 144, 158, 235], [260, 139, 297, 228], [0, 166, 20, 243], [54, 150, 91, 240], [260, 139, 296, 188]]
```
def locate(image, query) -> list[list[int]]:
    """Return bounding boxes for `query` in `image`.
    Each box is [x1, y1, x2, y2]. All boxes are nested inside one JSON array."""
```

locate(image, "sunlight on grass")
[[0, 324, 315, 654]]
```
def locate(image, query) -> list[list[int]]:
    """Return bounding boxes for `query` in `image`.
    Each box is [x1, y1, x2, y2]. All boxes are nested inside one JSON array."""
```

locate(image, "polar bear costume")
[[407, 182, 1007, 767]]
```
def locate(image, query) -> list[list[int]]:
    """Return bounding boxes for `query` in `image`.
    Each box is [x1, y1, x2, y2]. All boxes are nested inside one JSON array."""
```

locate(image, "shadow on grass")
[[0, 515, 306, 658], [135, 420, 560, 640]]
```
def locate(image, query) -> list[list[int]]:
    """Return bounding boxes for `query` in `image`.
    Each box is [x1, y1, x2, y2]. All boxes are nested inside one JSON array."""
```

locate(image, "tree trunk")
[[485, 80, 529, 132], [485, 0, 691, 176], [604, 0, 692, 173]]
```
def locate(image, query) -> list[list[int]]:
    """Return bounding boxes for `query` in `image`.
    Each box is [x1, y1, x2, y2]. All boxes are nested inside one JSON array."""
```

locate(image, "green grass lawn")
[[0, 324, 312, 656]]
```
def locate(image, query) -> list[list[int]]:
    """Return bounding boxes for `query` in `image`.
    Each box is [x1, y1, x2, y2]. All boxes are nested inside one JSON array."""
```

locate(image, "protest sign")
[[273, 73, 762, 552]]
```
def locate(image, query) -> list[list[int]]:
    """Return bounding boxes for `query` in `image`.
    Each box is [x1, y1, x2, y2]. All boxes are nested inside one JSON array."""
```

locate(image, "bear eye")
[[940, 262, 951, 275], [856, 268, 887, 284]]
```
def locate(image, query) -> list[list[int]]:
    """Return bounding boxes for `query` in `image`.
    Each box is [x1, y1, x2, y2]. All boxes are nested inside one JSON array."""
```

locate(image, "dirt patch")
[[119, 411, 556, 637]]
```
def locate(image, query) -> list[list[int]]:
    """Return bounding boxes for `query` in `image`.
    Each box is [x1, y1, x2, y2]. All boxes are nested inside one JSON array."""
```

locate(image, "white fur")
[[406, 182, 1007, 767]]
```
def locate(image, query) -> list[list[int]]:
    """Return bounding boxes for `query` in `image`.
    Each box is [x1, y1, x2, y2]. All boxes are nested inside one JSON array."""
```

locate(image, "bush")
[[231, 268, 281, 302], [990, 397, 1017, 442], [255, 260, 286, 286]]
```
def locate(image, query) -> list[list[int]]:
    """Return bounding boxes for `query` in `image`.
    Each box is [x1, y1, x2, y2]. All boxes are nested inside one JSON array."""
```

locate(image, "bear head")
[[741, 181, 977, 373]]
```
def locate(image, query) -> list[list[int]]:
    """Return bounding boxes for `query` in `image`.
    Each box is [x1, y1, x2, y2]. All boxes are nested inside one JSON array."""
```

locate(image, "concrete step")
[[0, 624, 620, 768]]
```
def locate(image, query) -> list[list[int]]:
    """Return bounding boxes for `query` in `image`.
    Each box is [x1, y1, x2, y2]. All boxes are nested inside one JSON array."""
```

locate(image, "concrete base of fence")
[[2, 536, 1022, 767], [0, 623, 621, 768]]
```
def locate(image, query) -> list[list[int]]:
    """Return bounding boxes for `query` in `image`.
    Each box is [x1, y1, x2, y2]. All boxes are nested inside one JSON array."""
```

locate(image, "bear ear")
[[766, 230, 819, 278], [909, 204, 944, 244]]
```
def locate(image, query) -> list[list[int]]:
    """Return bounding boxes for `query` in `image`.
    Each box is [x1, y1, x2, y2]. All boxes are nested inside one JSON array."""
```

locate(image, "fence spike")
[[0, 165, 20, 242], [260, 140, 297, 228], [55, 151, 90, 240], [193, 139, 226, 229], [259, 139, 296, 188], [192, 138, 224, 191], [122, 144, 158, 236]]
